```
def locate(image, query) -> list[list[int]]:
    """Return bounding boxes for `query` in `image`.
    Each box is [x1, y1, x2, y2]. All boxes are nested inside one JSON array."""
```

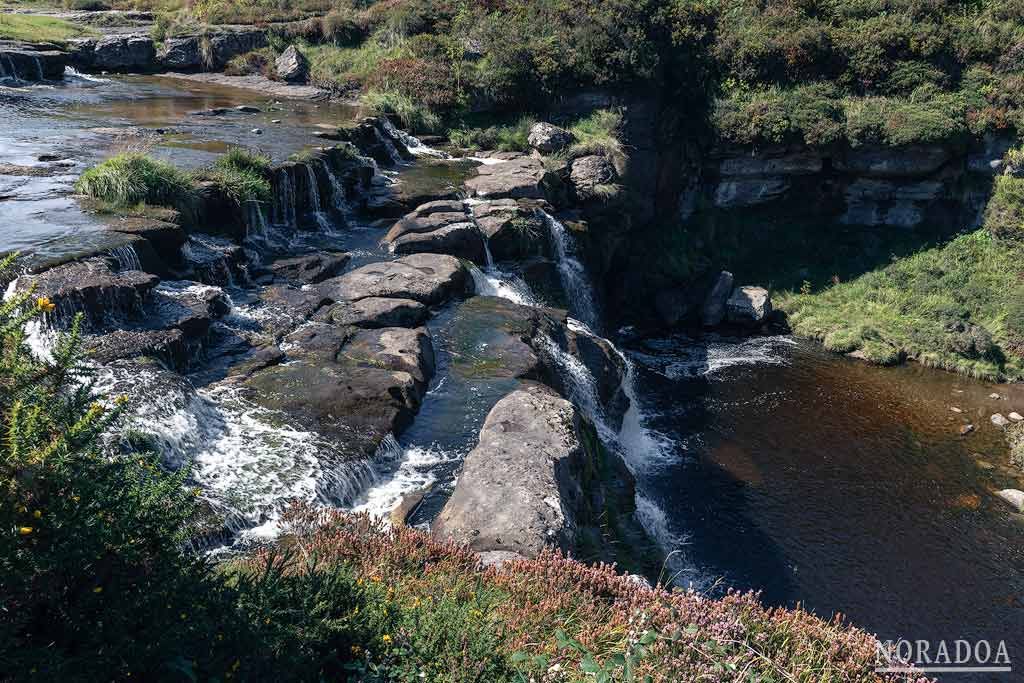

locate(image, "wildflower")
[[350, 645, 362, 655], [115, 395, 130, 406], [36, 296, 55, 313], [33, 510, 41, 519], [18, 527, 32, 535], [93, 586, 102, 593], [381, 634, 392, 645]]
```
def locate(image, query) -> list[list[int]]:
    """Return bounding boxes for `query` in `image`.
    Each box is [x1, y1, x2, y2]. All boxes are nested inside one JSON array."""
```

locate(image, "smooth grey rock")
[[317, 297, 429, 329], [466, 156, 549, 200], [992, 413, 1011, 428], [319, 253, 470, 306], [726, 286, 772, 326], [432, 382, 588, 557], [470, 199, 548, 261], [995, 489, 1024, 512], [527, 122, 573, 154], [270, 252, 350, 284], [390, 222, 486, 263], [275, 45, 309, 83], [701, 270, 734, 328]]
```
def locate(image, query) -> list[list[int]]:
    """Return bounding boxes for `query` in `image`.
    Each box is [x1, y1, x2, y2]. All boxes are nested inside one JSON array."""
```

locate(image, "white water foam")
[[351, 445, 461, 520], [542, 211, 600, 330]]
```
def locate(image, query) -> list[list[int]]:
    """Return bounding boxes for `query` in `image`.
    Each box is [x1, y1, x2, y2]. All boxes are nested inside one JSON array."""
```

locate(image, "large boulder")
[[316, 297, 429, 329], [527, 122, 573, 155], [726, 286, 772, 326], [469, 199, 549, 261], [156, 36, 202, 70], [275, 45, 309, 83], [465, 156, 551, 200], [92, 35, 155, 71], [318, 253, 470, 307], [382, 203, 485, 263], [207, 30, 267, 69], [432, 382, 591, 557], [270, 252, 350, 285], [701, 270, 734, 328]]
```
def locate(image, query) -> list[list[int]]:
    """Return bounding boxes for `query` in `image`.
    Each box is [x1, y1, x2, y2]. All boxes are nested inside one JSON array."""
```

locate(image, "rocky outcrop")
[[569, 155, 617, 199], [91, 35, 155, 71], [275, 45, 308, 83], [104, 216, 187, 268], [465, 156, 553, 200], [318, 253, 471, 307], [382, 202, 486, 263], [431, 382, 592, 558], [269, 252, 350, 285], [726, 286, 772, 326], [528, 122, 573, 154], [316, 297, 429, 329], [242, 321, 435, 459], [469, 199, 550, 261]]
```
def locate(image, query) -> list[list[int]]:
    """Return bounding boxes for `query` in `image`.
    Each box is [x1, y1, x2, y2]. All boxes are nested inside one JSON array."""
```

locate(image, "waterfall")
[[304, 164, 332, 231], [273, 168, 296, 227], [321, 159, 351, 215], [108, 244, 142, 271], [33, 56, 43, 82], [1, 54, 19, 83], [371, 125, 404, 165], [379, 117, 449, 159], [542, 211, 600, 330]]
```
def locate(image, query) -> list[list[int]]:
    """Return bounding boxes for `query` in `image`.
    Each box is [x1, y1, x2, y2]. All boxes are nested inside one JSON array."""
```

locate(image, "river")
[[3, 72, 1023, 681]]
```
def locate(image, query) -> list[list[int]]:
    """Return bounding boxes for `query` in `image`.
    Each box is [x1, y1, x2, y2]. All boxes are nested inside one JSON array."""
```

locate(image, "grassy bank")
[[0, 13, 93, 41], [779, 170, 1024, 380]]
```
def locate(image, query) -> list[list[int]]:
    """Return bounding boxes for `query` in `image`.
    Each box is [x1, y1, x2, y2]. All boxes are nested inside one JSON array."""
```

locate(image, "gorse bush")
[[75, 153, 195, 208]]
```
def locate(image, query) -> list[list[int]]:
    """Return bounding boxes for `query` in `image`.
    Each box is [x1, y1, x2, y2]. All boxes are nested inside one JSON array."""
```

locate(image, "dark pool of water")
[[627, 334, 1024, 680]]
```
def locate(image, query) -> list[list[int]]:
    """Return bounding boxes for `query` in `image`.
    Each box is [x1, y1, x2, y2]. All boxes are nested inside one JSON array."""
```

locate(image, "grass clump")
[[448, 115, 535, 152], [363, 88, 441, 133], [75, 152, 194, 208], [195, 147, 272, 204], [567, 108, 626, 162], [0, 13, 93, 41]]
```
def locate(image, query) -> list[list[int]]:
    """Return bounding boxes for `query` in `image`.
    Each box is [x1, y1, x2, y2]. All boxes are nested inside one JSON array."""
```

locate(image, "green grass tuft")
[[197, 147, 273, 204], [0, 13, 94, 42], [75, 152, 194, 208]]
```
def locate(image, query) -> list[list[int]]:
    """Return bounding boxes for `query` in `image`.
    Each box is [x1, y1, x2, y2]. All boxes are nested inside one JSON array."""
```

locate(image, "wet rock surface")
[[319, 253, 471, 306], [465, 155, 551, 200]]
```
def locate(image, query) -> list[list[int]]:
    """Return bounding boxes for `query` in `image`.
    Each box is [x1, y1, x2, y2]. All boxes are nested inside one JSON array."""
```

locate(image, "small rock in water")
[[995, 489, 1024, 512], [990, 392, 1002, 399], [250, 128, 263, 135], [1010, 412, 1024, 421], [37, 153, 67, 162], [950, 406, 963, 413], [960, 424, 975, 436], [991, 413, 1011, 428], [271, 119, 281, 124], [235, 105, 261, 113]]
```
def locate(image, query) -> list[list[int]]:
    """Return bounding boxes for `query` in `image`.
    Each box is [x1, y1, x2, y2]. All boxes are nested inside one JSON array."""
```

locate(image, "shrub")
[[985, 173, 1024, 240], [75, 153, 194, 209], [567, 108, 626, 162], [366, 56, 459, 109]]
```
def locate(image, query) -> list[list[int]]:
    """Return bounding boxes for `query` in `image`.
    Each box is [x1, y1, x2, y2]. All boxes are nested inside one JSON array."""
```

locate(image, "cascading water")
[[273, 168, 296, 227], [303, 164, 333, 231], [379, 117, 449, 159], [542, 211, 600, 331], [108, 244, 142, 271], [371, 125, 405, 166], [320, 159, 351, 215]]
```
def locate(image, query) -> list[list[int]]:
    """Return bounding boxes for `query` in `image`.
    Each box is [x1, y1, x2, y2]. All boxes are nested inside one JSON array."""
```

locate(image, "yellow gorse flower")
[[18, 526, 32, 536], [36, 296, 56, 313], [381, 634, 392, 644]]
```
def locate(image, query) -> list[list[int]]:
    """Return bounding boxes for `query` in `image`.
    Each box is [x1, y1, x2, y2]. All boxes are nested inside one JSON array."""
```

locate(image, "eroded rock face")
[[726, 286, 772, 326], [465, 156, 551, 200], [92, 35, 155, 71], [104, 217, 186, 266], [383, 203, 486, 263], [0, 44, 67, 81], [275, 45, 309, 83], [156, 37, 203, 70], [432, 382, 588, 557], [528, 122, 573, 154], [569, 155, 617, 198], [318, 253, 470, 306], [18, 257, 159, 328], [835, 145, 951, 178]]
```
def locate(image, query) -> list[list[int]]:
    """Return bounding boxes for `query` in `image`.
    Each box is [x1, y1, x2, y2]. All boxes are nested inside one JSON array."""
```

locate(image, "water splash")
[[352, 444, 461, 520], [379, 117, 449, 159]]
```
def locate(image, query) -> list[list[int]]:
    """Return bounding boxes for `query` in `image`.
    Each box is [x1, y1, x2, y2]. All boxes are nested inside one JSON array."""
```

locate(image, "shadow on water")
[[628, 334, 1024, 680]]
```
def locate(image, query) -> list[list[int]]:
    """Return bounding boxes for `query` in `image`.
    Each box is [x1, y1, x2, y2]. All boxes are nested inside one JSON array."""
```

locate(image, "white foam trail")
[[379, 117, 449, 158], [352, 445, 461, 519], [542, 211, 599, 330]]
